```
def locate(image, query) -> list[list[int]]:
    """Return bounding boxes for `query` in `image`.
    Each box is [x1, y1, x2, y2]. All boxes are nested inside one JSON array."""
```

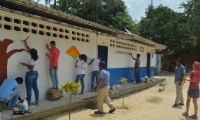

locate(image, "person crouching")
[[94, 61, 116, 114]]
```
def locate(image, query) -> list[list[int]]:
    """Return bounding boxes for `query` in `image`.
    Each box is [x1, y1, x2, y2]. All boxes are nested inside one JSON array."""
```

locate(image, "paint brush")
[[21, 36, 31, 43]]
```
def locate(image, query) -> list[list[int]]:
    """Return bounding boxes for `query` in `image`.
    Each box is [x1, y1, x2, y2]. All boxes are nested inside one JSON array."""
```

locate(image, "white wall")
[[97, 35, 155, 68], [0, 10, 98, 100], [0, 10, 156, 100]]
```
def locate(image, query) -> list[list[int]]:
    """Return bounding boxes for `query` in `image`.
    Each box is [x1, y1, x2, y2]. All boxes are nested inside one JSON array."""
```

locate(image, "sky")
[[34, 0, 187, 22]]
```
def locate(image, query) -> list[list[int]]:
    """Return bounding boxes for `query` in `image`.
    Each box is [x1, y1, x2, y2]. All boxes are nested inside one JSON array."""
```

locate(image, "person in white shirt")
[[75, 54, 87, 95], [19, 40, 39, 106], [88, 55, 102, 92]]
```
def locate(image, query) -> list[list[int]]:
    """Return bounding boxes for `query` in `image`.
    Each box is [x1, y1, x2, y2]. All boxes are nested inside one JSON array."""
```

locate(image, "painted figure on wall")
[[0, 39, 26, 85]]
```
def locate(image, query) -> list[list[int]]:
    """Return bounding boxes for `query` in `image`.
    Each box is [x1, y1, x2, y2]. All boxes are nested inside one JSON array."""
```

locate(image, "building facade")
[[0, 0, 166, 100]]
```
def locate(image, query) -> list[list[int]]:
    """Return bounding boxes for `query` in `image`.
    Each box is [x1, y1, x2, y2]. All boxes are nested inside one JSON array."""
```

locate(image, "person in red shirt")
[[182, 61, 200, 119], [46, 41, 60, 89]]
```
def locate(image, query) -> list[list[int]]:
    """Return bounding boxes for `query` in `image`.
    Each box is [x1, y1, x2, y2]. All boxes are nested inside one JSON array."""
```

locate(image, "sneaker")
[[182, 112, 188, 117], [94, 111, 104, 114], [172, 104, 178, 107], [189, 115, 198, 119], [109, 107, 116, 113], [179, 103, 184, 106]]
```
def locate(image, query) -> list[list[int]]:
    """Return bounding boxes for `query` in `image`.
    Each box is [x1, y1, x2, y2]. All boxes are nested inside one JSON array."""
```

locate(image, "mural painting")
[[0, 38, 26, 85]]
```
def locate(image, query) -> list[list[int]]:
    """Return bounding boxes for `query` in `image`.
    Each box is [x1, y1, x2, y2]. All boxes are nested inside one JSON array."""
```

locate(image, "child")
[[75, 54, 87, 95]]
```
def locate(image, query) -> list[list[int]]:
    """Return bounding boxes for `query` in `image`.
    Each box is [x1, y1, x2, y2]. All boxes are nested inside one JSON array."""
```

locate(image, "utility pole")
[[151, 0, 153, 6]]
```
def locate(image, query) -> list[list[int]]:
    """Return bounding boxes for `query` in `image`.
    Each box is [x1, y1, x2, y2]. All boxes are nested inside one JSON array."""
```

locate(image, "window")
[[0, 16, 2, 20], [65, 30, 69, 33], [14, 26, 21, 31], [14, 19, 21, 24], [23, 28, 29, 32], [65, 35, 69, 39], [72, 37, 76, 40], [59, 34, 63, 38], [39, 31, 44, 35], [77, 32, 80, 36], [23, 21, 29, 25], [59, 28, 63, 32], [4, 25, 11, 30], [77, 38, 80, 41], [53, 27, 57, 31], [82, 34, 85, 37], [53, 33, 57, 37], [86, 39, 89, 42], [46, 32, 51, 36], [31, 29, 37, 34], [46, 26, 51, 30], [32, 22, 37, 27], [4, 17, 12, 22], [86, 34, 89, 38], [39, 24, 45, 29], [0, 24, 2, 28], [82, 38, 85, 42], [72, 31, 76, 35]]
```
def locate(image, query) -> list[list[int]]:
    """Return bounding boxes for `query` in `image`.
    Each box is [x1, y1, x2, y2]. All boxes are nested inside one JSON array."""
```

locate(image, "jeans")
[[0, 89, 20, 107], [75, 74, 85, 93], [135, 67, 140, 83], [91, 71, 99, 90], [97, 85, 114, 112], [25, 71, 39, 103], [49, 66, 58, 89]]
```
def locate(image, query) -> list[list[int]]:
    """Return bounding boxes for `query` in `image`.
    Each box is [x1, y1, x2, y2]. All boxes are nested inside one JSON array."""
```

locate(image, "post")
[[151, 0, 153, 6]]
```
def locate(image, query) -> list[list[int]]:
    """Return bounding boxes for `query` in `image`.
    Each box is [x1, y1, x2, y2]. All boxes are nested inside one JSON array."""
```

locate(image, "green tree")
[[139, 5, 194, 69], [180, 0, 200, 61], [53, 0, 138, 33]]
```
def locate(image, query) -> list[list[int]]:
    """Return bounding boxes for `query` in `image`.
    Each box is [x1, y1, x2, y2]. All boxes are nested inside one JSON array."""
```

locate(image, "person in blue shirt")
[[130, 53, 141, 84], [94, 61, 115, 114], [0, 78, 23, 109], [173, 58, 186, 107]]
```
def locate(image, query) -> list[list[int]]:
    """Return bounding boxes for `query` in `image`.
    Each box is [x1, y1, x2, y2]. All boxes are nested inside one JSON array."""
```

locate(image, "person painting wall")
[[46, 41, 60, 89], [130, 53, 141, 84], [88, 55, 102, 92]]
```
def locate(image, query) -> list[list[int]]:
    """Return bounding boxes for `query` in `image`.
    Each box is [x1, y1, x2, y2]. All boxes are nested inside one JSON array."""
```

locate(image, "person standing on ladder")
[[88, 55, 102, 92], [130, 53, 141, 84]]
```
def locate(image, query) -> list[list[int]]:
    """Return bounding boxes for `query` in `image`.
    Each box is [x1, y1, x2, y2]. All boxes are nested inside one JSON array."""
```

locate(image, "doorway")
[[98, 45, 108, 68], [147, 53, 151, 77]]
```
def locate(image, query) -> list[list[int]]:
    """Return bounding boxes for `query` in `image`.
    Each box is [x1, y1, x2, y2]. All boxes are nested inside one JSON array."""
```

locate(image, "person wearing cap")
[[182, 61, 200, 119], [94, 61, 116, 114], [173, 58, 186, 107], [130, 53, 141, 84]]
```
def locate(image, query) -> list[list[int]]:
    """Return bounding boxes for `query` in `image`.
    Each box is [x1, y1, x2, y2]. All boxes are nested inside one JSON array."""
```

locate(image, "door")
[[147, 53, 151, 77], [98, 45, 108, 68]]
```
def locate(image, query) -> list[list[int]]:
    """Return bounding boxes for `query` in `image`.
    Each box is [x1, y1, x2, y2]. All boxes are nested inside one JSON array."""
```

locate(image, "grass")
[[146, 96, 163, 104]]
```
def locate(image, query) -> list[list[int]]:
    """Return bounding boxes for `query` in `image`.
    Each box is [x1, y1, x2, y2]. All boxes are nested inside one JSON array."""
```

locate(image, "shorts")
[[188, 89, 200, 98]]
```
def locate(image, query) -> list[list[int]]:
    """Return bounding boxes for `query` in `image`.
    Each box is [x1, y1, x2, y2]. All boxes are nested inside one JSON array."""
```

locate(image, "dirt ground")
[[44, 73, 200, 120]]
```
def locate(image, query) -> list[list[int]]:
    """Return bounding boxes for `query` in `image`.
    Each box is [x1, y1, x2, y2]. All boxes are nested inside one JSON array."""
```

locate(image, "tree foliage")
[[139, 5, 194, 54], [51, 0, 138, 33], [180, 0, 200, 61], [138, 4, 200, 70]]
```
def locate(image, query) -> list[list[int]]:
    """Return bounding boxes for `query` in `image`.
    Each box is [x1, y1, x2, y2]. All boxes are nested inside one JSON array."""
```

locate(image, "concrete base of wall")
[[7, 78, 165, 120]]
